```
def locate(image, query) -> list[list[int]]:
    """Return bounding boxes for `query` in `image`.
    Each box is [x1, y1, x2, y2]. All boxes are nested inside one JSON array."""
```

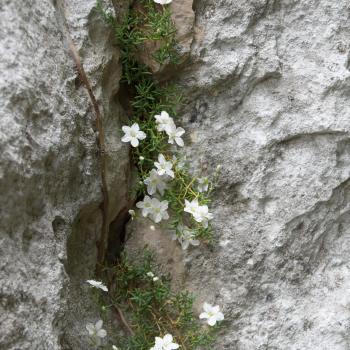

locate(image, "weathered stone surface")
[[135, 0, 195, 75], [180, 1, 350, 349], [128, 1, 350, 349], [3, 0, 350, 348], [0, 0, 129, 349]]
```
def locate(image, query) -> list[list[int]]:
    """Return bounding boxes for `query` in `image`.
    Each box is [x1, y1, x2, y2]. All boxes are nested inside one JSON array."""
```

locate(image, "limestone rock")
[[125, 217, 187, 289], [177, 1, 350, 349], [0, 0, 129, 349], [128, 1, 350, 349], [170, 0, 195, 56], [3, 0, 350, 349]]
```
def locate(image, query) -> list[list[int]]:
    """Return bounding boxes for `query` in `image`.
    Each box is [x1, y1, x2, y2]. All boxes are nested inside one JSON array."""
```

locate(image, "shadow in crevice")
[[106, 206, 132, 265]]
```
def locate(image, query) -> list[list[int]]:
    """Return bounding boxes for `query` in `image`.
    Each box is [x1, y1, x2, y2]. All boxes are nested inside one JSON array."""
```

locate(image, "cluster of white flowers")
[[122, 111, 214, 243], [184, 199, 213, 228], [135, 149, 178, 224], [144, 169, 168, 195], [85, 279, 223, 348], [154, 153, 175, 177], [149, 303, 223, 350], [121, 111, 184, 149], [136, 195, 169, 223], [155, 111, 185, 147]]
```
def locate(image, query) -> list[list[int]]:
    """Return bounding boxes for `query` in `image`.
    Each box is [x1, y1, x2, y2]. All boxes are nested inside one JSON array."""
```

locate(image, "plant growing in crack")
[[86, 252, 223, 349], [92, 0, 225, 348], [97, 0, 220, 244]]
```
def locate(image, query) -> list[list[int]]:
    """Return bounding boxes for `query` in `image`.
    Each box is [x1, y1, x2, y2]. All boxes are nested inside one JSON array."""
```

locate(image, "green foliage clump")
[[91, 2, 225, 349], [97, 0, 218, 244], [110, 251, 218, 350]]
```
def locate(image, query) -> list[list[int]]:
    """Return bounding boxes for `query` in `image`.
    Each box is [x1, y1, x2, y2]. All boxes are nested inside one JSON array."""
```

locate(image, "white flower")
[[199, 303, 224, 326], [165, 124, 185, 147], [137, 196, 169, 223], [144, 169, 168, 195], [184, 199, 213, 228], [184, 199, 200, 216], [193, 205, 213, 228], [121, 123, 146, 147], [112, 346, 119, 350], [150, 225, 156, 231], [139, 156, 145, 161], [86, 320, 107, 346], [86, 280, 108, 292], [154, 111, 175, 132], [150, 334, 179, 350], [154, 154, 174, 178], [197, 177, 209, 192], [153, 0, 172, 4], [149, 197, 169, 223], [136, 195, 153, 217], [177, 226, 200, 250], [153, 276, 159, 282]]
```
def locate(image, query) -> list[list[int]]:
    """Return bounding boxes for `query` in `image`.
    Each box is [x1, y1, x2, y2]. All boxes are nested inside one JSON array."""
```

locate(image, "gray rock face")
[[128, 1, 350, 349], [0, 0, 129, 349], [2, 0, 350, 349], [175, 0, 350, 349]]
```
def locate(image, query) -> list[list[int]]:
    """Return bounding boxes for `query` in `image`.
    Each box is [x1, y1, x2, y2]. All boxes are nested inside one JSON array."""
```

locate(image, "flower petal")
[[155, 337, 163, 346], [216, 312, 224, 321], [212, 305, 220, 313], [97, 329, 107, 338], [86, 323, 94, 334], [130, 138, 139, 147], [131, 123, 140, 131], [176, 127, 185, 136], [122, 126, 130, 133], [203, 302, 212, 312], [121, 135, 131, 143], [164, 334, 173, 343], [208, 316, 217, 326], [199, 312, 208, 319], [138, 131, 147, 140], [95, 320, 103, 329], [176, 137, 184, 147]]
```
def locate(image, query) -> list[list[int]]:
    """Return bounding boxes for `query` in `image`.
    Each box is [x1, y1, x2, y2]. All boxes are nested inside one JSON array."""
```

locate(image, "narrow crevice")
[[105, 206, 132, 265]]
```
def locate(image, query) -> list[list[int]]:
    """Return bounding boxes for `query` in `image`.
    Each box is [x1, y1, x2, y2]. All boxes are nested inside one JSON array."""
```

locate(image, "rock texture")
[[0, 0, 129, 349], [179, 1, 350, 349], [128, 1, 350, 349], [3, 0, 350, 349]]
